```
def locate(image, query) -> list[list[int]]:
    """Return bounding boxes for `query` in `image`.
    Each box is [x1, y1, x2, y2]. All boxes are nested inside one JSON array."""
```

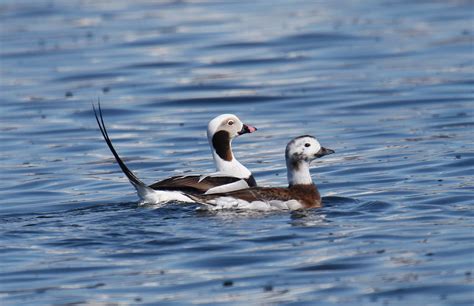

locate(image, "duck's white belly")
[[203, 197, 304, 211]]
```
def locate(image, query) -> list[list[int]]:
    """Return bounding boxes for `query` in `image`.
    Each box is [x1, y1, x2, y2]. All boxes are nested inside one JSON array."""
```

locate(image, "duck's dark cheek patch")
[[291, 153, 303, 170], [292, 160, 300, 171], [212, 131, 232, 161]]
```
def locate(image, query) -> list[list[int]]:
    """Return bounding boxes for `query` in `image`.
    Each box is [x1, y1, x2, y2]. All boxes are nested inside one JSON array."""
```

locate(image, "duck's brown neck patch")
[[212, 130, 233, 161], [289, 184, 321, 208]]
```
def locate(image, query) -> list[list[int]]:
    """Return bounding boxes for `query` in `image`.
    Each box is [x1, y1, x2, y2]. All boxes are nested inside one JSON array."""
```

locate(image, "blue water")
[[1, 0, 473, 304]]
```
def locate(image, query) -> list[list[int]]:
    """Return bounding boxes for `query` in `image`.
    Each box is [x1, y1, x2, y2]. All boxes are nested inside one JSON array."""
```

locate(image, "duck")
[[188, 135, 334, 210], [93, 103, 257, 204]]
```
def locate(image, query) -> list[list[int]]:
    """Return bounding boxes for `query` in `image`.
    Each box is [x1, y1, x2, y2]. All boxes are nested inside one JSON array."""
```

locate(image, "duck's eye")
[[305, 143, 311, 147], [228, 120, 234, 126]]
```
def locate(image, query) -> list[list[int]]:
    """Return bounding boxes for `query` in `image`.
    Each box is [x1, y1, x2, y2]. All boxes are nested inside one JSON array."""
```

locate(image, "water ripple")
[[0, 0, 472, 305]]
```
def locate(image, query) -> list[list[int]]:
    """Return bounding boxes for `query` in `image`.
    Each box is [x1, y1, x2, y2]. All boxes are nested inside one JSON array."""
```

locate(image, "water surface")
[[1, 0, 473, 305]]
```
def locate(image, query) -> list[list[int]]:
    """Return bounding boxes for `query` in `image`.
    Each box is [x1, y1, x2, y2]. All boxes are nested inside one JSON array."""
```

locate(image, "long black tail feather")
[[93, 101, 145, 188]]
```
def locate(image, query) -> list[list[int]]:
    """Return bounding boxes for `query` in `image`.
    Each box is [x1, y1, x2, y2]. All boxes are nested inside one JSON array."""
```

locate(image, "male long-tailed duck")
[[93, 103, 257, 204], [188, 135, 334, 210]]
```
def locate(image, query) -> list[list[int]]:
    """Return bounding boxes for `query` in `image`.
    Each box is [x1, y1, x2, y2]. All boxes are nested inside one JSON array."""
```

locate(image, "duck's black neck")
[[212, 131, 233, 162]]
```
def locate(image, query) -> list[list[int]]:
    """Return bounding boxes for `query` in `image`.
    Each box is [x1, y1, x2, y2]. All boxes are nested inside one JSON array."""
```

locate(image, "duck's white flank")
[[201, 198, 304, 211]]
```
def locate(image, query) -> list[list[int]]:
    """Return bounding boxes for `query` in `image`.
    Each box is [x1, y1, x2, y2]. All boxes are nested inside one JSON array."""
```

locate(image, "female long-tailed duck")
[[93, 103, 257, 204], [188, 135, 334, 210]]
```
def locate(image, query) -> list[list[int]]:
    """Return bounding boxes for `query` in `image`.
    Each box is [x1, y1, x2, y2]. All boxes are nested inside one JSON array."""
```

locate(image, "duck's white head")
[[285, 135, 334, 186], [207, 114, 257, 143], [207, 114, 257, 177]]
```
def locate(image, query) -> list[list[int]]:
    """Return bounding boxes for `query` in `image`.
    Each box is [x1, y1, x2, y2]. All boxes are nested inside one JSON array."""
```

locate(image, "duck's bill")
[[315, 147, 335, 158], [238, 124, 258, 135]]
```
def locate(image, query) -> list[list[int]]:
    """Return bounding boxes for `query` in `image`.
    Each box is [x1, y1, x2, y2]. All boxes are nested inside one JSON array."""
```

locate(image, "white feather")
[[197, 171, 232, 183], [204, 180, 250, 195], [135, 184, 194, 205], [202, 197, 304, 211]]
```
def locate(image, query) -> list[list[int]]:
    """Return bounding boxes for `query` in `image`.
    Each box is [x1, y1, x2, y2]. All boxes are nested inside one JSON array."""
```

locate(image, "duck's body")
[[145, 113, 257, 195], [93, 104, 257, 203], [191, 184, 320, 211], [189, 135, 334, 210], [148, 175, 257, 195]]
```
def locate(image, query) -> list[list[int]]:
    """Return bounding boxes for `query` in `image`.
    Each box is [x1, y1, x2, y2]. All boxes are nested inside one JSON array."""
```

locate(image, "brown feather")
[[191, 184, 322, 208], [149, 175, 242, 194]]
